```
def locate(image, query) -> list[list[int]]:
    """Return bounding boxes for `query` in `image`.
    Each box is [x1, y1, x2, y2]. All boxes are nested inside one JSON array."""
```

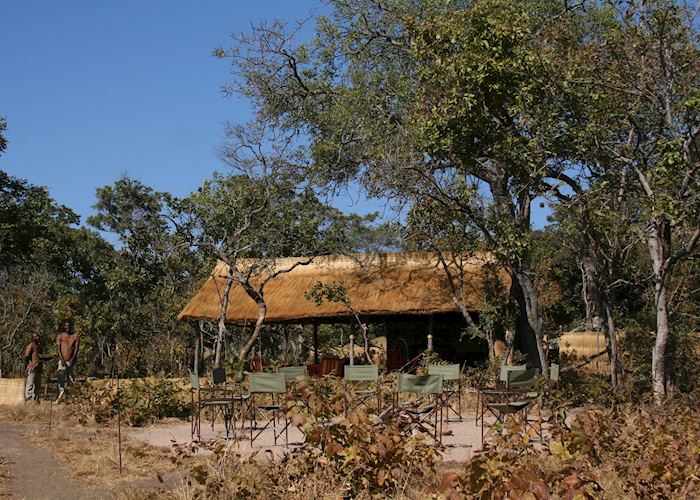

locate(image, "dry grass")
[[25, 425, 194, 489], [0, 401, 198, 498], [0, 455, 10, 497], [559, 331, 611, 374]]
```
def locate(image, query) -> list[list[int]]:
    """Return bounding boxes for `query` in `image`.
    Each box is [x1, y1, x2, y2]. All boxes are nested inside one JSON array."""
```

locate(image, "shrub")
[[70, 378, 189, 426], [430, 400, 700, 499]]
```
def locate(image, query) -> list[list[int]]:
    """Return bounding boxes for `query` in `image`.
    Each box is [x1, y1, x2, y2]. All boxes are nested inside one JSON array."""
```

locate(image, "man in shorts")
[[56, 321, 81, 400]]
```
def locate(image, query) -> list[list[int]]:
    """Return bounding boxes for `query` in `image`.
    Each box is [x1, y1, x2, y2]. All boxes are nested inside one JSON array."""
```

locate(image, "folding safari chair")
[[480, 367, 544, 444], [189, 371, 235, 442], [549, 363, 560, 389], [343, 364, 381, 416], [393, 373, 444, 444], [499, 364, 527, 387], [506, 367, 539, 394], [480, 398, 534, 445], [476, 366, 536, 428], [428, 364, 462, 422], [212, 367, 227, 386], [277, 366, 309, 387], [247, 372, 290, 446]]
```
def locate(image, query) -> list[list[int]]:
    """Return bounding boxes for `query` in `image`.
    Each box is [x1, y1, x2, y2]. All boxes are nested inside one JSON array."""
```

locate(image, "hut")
[[178, 252, 510, 369]]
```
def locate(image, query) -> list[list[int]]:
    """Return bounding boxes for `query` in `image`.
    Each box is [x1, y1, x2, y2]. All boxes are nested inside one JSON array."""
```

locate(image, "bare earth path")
[[0, 423, 103, 500]]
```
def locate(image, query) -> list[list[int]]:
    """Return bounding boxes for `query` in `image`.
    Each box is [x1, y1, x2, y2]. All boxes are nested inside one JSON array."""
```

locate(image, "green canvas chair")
[[499, 364, 527, 385], [189, 371, 235, 442], [549, 363, 560, 388], [478, 367, 540, 445], [212, 367, 227, 386], [247, 372, 290, 446], [277, 366, 309, 386], [428, 363, 462, 422], [393, 373, 444, 443], [344, 364, 381, 416], [506, 367, 539, 391]]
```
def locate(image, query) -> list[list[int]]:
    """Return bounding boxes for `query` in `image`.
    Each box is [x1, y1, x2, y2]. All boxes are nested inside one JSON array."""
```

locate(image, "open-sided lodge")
[[178, 252, 511, 369]]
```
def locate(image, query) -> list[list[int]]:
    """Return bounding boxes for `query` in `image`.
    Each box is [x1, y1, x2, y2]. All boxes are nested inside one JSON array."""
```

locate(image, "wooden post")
[[313, 321, 319, 364], [427, 334, 433, 351], [349, 335, 355, 366]]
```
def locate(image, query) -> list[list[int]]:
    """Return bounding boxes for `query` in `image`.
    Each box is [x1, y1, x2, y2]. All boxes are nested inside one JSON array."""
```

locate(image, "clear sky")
[[0, 0, 383, 224], [1, 1, 547, 228]]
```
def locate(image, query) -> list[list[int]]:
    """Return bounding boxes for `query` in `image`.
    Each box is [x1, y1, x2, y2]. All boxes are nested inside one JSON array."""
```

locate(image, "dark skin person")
[[56, 322, 80, 365]]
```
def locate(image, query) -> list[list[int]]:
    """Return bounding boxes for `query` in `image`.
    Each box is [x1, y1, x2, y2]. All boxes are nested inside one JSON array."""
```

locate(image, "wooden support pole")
[[349, 334, 355, 366], [427, 334, 433, 351]]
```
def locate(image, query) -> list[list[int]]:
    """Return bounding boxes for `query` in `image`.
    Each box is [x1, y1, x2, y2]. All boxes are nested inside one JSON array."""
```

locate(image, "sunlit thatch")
[[178, 252, 510, 323]]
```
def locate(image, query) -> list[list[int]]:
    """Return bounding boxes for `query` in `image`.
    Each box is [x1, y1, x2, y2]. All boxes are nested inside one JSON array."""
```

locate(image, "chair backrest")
[[278, 366, 308, 385], [249, 372, 287, 394], [344, 364, 379, 381], [189, 371, 200, 390], [499, 364, 527, 382], [212, 367, 227, 386], [506, 368, 539, 389], [427, 363, 460, 381], [397, 373, 443, 395], [549, 363, 560, 382]]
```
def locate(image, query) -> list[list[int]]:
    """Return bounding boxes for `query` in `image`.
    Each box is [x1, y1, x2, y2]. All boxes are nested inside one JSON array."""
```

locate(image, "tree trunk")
[[581, 251, 624, 389], [648, 223, 672, 405], [215, 275, 235, 368], [238, 300, 266, 360], [512, 268, 549, 378]]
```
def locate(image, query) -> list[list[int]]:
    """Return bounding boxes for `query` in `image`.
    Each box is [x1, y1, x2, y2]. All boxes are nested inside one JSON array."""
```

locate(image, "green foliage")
[[0, 117, 7, 156], [70, 378, 189, 427]]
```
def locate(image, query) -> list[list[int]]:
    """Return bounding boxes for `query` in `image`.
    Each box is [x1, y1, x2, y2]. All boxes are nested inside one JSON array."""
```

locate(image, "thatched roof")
[[177, 252, 510, 324]]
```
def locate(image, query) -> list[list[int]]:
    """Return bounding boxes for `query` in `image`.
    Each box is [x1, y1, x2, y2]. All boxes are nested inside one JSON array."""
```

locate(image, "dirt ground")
[[128, 413, 489, 463], [0, 404, 194, 499], [0, 423, 103, 499]]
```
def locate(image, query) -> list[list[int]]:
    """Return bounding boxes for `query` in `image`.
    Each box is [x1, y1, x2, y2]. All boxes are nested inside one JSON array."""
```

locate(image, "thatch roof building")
[[178, 252, 509, 324]]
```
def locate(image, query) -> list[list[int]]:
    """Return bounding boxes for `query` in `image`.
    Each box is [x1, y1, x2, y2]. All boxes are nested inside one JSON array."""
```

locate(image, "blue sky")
[[1, 1, 547, 229], [0, 0, 384, 224]]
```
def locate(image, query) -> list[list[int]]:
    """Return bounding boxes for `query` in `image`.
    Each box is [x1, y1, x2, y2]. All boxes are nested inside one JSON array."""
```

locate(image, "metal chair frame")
[[392, 373, 444, 444], [189, 371, 236, 442], [343, 364, 381, 416], [478, 368, 541, 444], [428, 364, 462, 422], [246, 372, 290, 446]]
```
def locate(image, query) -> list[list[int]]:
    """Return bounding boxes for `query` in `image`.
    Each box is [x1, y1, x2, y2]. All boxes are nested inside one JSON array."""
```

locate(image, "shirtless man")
[[24, 333, 43, 401], [56, 321, 80, 400]]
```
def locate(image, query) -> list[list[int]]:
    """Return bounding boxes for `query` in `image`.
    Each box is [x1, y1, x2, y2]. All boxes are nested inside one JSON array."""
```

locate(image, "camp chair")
[[499, 364, 527, 386], [393, 373, 444, 444], [549, 363, 560, 389], [343, 364, 381, 416], [475, 366, 533, 428], [247, 372, 290, 446], [212, 367, 227, 386], [480, 367, 545, 444], [277, 366, 309, 386], [506, 367, 539, 394], [428, 364, 462, 422], [189, 371, 235, 442]]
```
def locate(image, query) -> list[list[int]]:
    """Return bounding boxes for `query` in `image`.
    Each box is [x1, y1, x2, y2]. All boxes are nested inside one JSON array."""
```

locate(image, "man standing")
[[56, 321, 80, 400], [24, 333, 43, 401]]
